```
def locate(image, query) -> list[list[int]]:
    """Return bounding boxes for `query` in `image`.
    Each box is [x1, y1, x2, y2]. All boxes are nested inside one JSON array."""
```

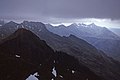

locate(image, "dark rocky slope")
[[0, 28, 102, 80]]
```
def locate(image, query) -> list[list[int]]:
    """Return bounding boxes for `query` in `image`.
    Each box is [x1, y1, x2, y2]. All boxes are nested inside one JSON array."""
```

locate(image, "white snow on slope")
[[15, 55, 20, 58], [26, 72, 39, 80], [52, 67, 57, 77]]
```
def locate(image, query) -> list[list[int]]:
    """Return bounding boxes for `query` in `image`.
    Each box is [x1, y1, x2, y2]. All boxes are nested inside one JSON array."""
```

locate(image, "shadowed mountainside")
[[0, 28, 102, 80]]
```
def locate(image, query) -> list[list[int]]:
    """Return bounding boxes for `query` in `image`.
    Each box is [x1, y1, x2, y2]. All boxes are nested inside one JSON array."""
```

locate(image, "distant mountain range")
[[46, 23, 120, 40], [0, 21, 120, 80], [109, 28, 120, 36], [46, 23, 120, 61]]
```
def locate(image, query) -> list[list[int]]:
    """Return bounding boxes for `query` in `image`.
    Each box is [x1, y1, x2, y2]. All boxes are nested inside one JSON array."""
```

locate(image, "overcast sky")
[[0, 0, 120, 28]]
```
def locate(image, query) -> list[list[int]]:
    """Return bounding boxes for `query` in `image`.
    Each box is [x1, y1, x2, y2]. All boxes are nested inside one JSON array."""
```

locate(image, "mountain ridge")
[[0, 28, 103, 80], [0, 21, 120, 80], [46, 23, 120, 61]]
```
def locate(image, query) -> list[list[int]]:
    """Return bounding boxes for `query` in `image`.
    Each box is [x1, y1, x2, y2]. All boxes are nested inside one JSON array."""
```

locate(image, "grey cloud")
[[0, 0, 120, 21]]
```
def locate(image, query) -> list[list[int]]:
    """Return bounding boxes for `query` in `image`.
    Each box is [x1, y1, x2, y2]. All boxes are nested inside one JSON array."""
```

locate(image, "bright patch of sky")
[[3, 17, 120, 28], [49, 18, 120, 28]]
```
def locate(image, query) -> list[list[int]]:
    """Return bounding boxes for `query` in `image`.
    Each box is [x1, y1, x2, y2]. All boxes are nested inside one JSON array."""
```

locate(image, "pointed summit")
[[88, 23, 97, 27], [13, 28, 37, 37], [4, 21, 18, 26], [0, 28, 54, 58], [69, 23, 78, 27], [78, 23, 87, 26], [0, 28, 55, 80]]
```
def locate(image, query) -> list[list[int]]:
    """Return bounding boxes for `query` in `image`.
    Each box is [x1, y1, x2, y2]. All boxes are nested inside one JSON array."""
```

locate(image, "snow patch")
[[86, 78, 89, 80], [28, 26, 31, 28], [72, 70, 75, 74], [34, 72, 39, 76], [15, 55, 20, 58], [26, 75, 38, 80], [26, 72, 39, 80], [59, 75, 63, 78], [21, 25, 24, 28], [52, 67, 57, 77]]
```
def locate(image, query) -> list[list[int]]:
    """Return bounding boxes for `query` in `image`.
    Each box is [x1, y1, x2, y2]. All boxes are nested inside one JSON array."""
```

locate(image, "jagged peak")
[[69, 34, 76, 37], [69, 23, 78, 26], [88, 23, 97, 27], [5, 21, 18, 26], [22, 21, 29, 24], [79, 23, 86, 26], [22, 21, 45, 26], [46, 23, 52, 26]]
